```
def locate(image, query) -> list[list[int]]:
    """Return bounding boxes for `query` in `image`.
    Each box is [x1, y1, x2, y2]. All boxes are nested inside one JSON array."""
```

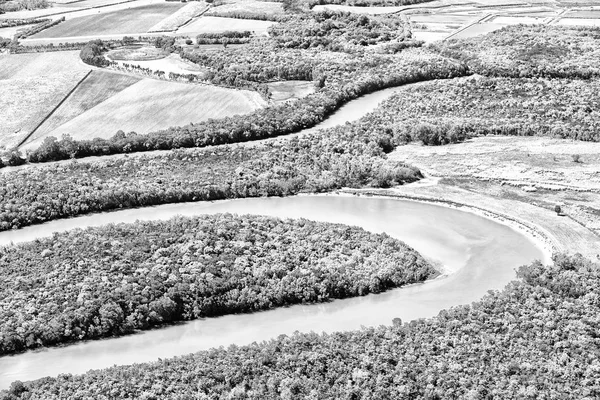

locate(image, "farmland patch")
[[23, 79, 267, 148], [29, 3, 185, 38], [24, 70, 141, 145], [148, 1, 210, 32]]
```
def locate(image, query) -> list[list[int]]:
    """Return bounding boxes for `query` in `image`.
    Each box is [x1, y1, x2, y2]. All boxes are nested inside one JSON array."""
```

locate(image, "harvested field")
[[107, 46, 170, 61], [24, 71, 141, 145], [148, 1, 209, 32], [30, 3, 184, 38], [177, 16, 276, 35], [23, 79, 267, 148], [268, 80, 315, 104]]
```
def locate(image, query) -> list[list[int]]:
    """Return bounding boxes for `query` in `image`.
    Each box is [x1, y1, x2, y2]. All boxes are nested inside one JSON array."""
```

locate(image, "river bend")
[[0, 195, 547, 388]]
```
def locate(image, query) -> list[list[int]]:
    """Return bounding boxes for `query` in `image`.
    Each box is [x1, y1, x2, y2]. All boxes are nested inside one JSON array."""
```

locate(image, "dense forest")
[[0, 214, 435, 354], [0, 123, 421, 231], [359, 76, 600, 142], [4, 254, 598, 399], [268, 11, 412, 50], [434, 25, 600, 79]]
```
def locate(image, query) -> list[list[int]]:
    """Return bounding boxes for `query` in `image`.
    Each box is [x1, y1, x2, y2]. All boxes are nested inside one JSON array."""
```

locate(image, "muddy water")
[[0, 195, 546, 388]]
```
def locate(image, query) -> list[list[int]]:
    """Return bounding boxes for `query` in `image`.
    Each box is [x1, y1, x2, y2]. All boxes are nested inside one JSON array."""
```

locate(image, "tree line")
[[0, 118, 423, 231]]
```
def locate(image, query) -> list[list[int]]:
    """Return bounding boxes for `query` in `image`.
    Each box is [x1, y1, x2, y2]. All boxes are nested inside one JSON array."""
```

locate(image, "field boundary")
[[17, 69, 92, 149]]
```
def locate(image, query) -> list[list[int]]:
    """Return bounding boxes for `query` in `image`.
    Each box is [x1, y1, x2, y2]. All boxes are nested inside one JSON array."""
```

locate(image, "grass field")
[[0, 51, 90, 150], [110, 53, 208, 76], [24, 71, 141, 145], [268, 80, 315, 104], [0, 51, 88, 79], [30, 3, 184, 38], [23, 79, 267, 148], [177, 16, 276, 35], [148, 1, 209, 32], [107, 46, 170, 61]]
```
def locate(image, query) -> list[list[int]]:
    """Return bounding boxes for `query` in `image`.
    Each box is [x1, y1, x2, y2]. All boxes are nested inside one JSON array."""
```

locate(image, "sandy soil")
[[388, 135, 600, 246]]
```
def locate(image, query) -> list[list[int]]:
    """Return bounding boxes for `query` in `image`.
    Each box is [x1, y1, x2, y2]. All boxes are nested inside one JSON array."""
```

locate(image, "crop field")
[[176, 16, 276, 35], [0, 51, 90, 150], [29, 3, 185, 38], [25, 79, 267, 147], [23, 71, 141, 146]]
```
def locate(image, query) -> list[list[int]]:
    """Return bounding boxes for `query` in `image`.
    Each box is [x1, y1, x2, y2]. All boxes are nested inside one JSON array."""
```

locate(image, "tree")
[[7, 150, 25, 166], [554, 205, 562, 215]]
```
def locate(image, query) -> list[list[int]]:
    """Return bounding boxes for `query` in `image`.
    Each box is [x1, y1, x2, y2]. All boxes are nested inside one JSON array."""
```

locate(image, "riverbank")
[[339, 182, 600, 261]]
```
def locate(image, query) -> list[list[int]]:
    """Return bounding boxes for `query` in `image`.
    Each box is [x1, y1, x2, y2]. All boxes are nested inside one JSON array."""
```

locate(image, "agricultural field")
[[22, 70, 141, 146], [23, 78, 267, 149], [0, 51, 90, 150], [147, 1, 210, 32], [176, 16, 276, 36], [29, 3, 185, 38]]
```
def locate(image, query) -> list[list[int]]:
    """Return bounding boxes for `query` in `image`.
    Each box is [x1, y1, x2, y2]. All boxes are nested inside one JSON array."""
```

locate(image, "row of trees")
[[14, 16, 64, 39], [0, 213, 435, 354], [0, 17, 49, 28], [26, 47, 467, 163], [6, 254, 599, 398]]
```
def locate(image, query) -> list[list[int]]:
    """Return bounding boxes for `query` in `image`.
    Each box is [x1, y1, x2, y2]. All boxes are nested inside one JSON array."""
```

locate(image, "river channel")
[[0, 195, 547, 388]]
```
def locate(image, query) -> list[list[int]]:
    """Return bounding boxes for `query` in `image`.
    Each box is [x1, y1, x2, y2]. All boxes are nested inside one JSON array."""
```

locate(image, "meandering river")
[[0, 195, 547, 388]]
